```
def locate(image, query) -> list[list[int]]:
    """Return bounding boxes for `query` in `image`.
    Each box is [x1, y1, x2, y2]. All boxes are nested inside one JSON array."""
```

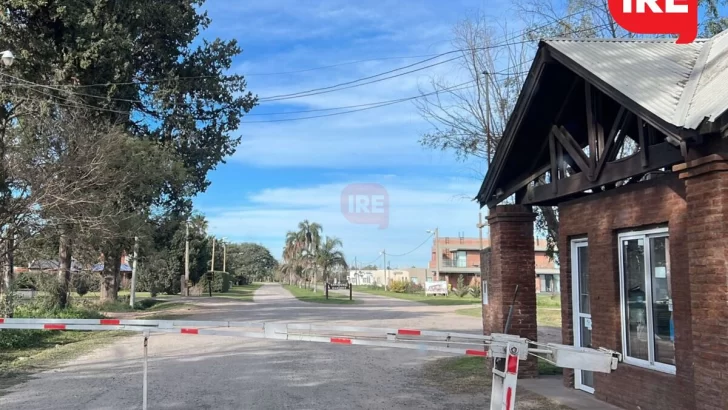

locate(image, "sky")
[[193, 0, 515, 268]]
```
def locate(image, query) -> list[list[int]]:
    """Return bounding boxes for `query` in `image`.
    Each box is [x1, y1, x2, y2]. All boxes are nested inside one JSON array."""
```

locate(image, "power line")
[[256, 23, 610, 103], [386, 234, 434, 257], [20, 7, 601, 99], [242, 81, 477, 123]]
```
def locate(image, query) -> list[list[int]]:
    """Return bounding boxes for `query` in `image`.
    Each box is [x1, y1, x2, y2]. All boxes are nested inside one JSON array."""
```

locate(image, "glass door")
[[571, 239, 594, 393]]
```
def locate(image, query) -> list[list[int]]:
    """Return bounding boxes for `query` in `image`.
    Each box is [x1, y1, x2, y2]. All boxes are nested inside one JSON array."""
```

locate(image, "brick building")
[[476, 30, 728, 409], [428, 236, 558, 292]]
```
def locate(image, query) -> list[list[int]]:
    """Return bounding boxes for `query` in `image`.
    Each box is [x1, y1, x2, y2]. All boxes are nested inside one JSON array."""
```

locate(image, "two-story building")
[[428, 236, 559, 292]]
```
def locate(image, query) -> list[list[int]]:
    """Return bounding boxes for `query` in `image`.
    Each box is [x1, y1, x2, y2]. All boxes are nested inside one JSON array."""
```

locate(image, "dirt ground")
[[0, 284, 567, 409]]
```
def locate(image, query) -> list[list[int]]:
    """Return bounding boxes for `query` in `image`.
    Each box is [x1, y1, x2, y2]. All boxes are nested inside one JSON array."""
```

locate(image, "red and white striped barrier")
[[0, 318, 621, 410]]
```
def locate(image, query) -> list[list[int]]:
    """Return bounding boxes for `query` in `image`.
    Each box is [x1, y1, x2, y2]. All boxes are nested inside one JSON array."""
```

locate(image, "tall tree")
[[1, 0, 257, 301], [316, 237, 348, 284], [225, 243, 278, 283], [296, 220, 322, 291]]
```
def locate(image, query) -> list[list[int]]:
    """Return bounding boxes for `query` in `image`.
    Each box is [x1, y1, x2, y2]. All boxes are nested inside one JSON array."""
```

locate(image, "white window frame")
[[618, 227, 675, 375]]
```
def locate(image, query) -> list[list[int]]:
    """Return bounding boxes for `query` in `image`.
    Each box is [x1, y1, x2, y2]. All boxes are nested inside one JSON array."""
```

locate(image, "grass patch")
[[421, 356, 569, 409], [212, 283, 262, 302], [355, 287, 480, 306], [455, 307, 482, 318], [538, 358, 563, 375], [283, 285, 356, 304], [537, 293, 561, 308], [538, 309, 562, 327]]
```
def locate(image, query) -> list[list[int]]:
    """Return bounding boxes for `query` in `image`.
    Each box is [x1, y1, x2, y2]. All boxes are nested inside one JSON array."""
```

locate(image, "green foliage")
[[196, 271, 231, 293], [72, 271, 99, 297], [389, 280, 408, 293], [453, 275, 469, 298], [0, 302, 104, 350], [469, 284, 482, 299], [226, 243, 278, 283]]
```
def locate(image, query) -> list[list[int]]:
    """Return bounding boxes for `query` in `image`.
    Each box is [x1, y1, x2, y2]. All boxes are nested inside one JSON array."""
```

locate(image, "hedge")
[[196, 271, 231, 293]]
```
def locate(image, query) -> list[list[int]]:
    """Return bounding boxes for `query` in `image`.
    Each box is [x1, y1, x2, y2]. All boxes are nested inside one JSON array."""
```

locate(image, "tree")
[[2, 0, 257, 302], [361, 264, 380, 270], [316, 237, 348, 283], [296, 220, 322, 291], [225, 243, 278, 283], [415, 13, 561, 260]]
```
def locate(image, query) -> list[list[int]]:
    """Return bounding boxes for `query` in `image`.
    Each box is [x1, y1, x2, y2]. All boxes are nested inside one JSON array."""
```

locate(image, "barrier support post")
[[349, 284, 352, 301], [143, 330, 149, 410]]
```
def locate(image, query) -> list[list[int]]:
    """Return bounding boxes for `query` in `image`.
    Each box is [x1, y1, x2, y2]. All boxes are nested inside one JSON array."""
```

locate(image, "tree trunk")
[[100, 246, 122, 302], [1, 234, 14, 318], [58, 225, 73, 308]]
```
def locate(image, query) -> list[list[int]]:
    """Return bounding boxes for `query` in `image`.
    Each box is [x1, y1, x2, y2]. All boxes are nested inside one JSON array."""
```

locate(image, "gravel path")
[[1, 284, 494, 409]]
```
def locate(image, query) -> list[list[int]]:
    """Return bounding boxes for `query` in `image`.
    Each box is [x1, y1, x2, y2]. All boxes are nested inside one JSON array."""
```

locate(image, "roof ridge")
[[673, 37, 714, 126], [545, 37, 710, 43]]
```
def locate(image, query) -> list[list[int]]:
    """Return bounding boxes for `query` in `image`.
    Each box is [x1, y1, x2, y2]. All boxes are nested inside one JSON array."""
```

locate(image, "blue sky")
[[193, 0, 507, 268]]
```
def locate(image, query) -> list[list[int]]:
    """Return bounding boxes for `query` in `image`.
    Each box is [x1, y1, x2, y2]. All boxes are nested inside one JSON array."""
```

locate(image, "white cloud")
[[204, 175, 486, 267]]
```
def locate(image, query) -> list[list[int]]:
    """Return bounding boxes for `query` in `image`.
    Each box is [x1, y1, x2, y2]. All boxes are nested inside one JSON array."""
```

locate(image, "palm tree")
[[317, 237, 348, 284], [296, 220, 322, 291]]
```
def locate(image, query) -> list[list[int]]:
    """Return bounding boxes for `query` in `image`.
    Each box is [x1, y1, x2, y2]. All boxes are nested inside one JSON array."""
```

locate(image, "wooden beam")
[[523, 77, 582, 175], [485, 163, 551, 208], [638, 118, 648, 168], [524, 142, 682, 205], [549, 132, 558, 194], [596, 91, 605, 159], [594, 108, 629, 178], [552, 125, 592, 177], [585, 83, 598, 167]]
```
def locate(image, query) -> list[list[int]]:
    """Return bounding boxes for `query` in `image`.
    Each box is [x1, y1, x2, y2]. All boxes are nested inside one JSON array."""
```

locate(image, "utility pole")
[[477, 213, 489, 250], [130, 236, 139, 307], [223, 240, 227, 273], [210, 236, 215, 272], [184, 220, 190, 296], [382, 250, 387, 291], [484, 70, 492, 165]]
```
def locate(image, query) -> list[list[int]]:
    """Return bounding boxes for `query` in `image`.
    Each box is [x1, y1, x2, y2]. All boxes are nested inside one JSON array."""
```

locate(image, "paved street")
[[0, 284, 494, 410]]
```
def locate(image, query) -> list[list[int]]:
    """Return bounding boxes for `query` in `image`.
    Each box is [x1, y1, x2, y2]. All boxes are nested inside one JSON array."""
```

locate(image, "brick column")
[[675, 154, 728, 410], [482, 204, 538, 378]]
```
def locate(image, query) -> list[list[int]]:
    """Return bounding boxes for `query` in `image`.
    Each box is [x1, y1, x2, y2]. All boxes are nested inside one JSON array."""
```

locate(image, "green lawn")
[[354, 287, 480, 306], [454, 293, 563, 328], [455, 307, 482, 317], [283, 285, 356, 304], [212, 283, 263, 302]]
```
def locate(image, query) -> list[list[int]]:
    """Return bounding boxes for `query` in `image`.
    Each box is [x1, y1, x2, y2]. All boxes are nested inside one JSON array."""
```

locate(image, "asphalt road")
[[1, 284, 491, 410]]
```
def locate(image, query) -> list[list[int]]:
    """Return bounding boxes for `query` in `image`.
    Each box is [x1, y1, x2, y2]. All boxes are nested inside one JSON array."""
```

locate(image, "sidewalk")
[[520, 376, 622, 410]]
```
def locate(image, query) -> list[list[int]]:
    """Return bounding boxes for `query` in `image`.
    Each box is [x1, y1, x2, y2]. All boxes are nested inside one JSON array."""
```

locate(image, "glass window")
[[456, 251, 467, 268], [620, 230, 674, 372]]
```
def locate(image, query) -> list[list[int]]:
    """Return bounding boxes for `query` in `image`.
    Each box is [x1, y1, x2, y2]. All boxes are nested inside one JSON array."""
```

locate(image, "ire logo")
[[340, 183, 389, 229], [608, 0, 697, 43]]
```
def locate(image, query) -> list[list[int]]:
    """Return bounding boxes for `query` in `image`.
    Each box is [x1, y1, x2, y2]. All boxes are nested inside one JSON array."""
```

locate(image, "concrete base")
[[520, 376, 622, 410]]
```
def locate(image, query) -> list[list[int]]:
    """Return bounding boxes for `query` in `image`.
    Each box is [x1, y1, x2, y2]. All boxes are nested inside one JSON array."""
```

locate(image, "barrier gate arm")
[[0, 318, 622, 410]]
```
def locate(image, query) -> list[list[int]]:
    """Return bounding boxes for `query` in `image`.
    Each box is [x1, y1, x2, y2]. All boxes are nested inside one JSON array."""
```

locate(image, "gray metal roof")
[[684, 30, 728, 129], [545, 33, 728, 130]]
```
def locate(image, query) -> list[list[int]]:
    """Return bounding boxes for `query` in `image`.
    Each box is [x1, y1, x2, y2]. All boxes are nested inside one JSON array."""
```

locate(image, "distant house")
[[28, 259, 84, 273], [429, 236, 559, 293], [348, 268, 427, 286], [92, 262, 133, 288]]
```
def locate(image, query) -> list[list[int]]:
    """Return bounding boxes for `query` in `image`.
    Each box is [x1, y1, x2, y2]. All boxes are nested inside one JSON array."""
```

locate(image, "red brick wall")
[[483, 205, 538, 378], [559, 175, 694, 410], [678, 154, 728, 410]]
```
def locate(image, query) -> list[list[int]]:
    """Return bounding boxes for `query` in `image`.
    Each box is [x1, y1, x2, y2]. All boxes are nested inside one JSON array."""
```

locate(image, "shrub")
[[196, 271, 231, 293], [72, 271, 98, 297], [404, 282, 424, 294], [389, 280, 408, 293], [469, 284, 482, 299], [453, 275, 469, 298]]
